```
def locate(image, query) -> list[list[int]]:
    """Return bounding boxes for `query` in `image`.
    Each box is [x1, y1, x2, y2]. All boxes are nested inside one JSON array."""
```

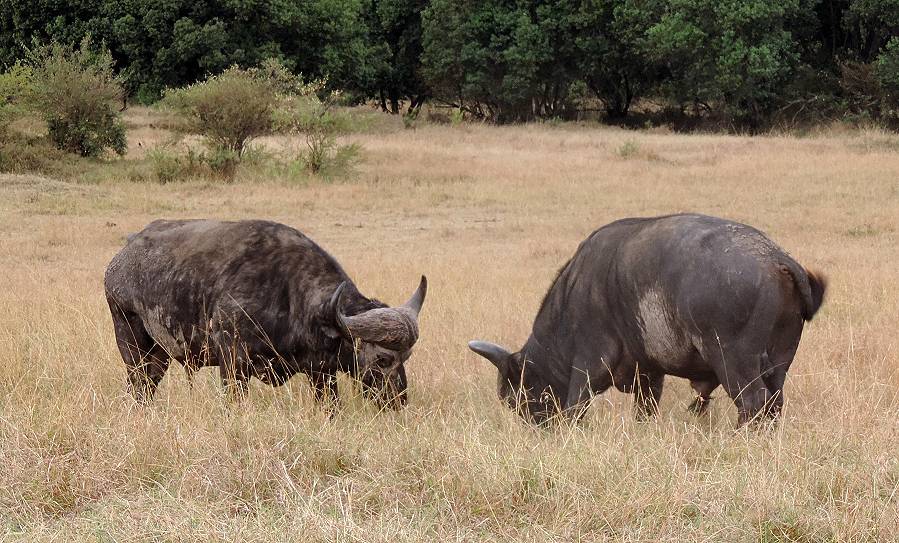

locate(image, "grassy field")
[[1, 110, 898, 541]]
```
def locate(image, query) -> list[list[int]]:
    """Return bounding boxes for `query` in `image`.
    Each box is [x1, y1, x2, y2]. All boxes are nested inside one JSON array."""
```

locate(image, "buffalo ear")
[[468, 340, 511, 370]]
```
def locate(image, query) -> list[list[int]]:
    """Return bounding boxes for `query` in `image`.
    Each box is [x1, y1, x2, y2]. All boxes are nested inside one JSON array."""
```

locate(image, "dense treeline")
[[2, 0, 898, 127]]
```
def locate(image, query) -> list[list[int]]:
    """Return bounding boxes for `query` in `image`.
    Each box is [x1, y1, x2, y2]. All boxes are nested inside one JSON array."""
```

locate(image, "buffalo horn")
[[468, 341, 511, 369], [338, 277, 427, 350]]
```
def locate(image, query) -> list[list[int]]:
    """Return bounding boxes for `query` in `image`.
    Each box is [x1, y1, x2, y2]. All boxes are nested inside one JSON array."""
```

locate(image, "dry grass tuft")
[[1, 110, 898, 540]]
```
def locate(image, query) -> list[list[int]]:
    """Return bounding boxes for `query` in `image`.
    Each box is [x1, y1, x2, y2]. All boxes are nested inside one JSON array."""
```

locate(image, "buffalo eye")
[[376, 354, 394, 368]]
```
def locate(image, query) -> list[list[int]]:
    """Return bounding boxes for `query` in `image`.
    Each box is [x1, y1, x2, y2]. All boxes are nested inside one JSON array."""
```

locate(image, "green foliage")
[[876, 37, 899, 116], [617, 140, 640, 158], [449, 108, 465, 126], [421, 0, 572, 121], [146, 147, 205, 183], [0, 133, 80, 175], [161, 65, 278, 158], [0, 0, 374, 103], [402, 109, 419, 129], [275, 86, 357, 174], [0, 62, 32, 142], [26, 37, 127, 157], [2, 0, 899, 128], [843, 0, 899, 62], [203, 147, 240, 179], [362, 0, 429, 114], [643, 0, 802, 126], [573, 0, 659, 119]]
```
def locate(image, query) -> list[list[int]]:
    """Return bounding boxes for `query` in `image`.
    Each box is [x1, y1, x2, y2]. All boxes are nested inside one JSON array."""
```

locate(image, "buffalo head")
[[468, 340, 563, 424], [330, 275, 427, 409]]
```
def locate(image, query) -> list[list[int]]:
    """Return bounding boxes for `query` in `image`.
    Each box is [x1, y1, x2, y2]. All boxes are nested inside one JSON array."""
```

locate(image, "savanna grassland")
[[1, 111, 898, 541]]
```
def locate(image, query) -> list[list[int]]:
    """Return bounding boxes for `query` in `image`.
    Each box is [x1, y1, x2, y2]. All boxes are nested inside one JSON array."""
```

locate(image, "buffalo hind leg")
[[634, 371, 665, 421], [688, 378, 719, 416], [701, 340, 772, 426], [761, 350, 795, 421], [762, 323, 802, 421], [109, 304, 170, 404]]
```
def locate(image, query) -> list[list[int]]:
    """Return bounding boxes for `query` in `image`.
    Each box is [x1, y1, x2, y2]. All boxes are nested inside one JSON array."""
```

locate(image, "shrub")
[[876, 37, 899, 119], [450, 108, 464, 126], [26, 37, 127, 157], [0, 134, 79, 175], [0, 62, 33, 143], [146, 147, 205, 183], [617, 140, 639, 158], [161, 66, 278, 159], [203, 147, 240, 179], [402, 109, 419, 130], [840, 61, 882, 117], [275, 85, 357, 174]]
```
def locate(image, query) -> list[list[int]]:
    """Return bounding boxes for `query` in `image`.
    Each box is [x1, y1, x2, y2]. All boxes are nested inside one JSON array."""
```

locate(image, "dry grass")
[[1, 109, 898, 541]]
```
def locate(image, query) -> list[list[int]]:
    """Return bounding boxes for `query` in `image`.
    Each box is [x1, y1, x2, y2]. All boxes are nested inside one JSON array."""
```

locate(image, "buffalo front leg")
[[219, 358, 250, 401], [310, 371, 339, 414], [688, 378, 719, 416], [214, 342, 250, 401], [126, 346, 170, 404], [210, 325, 252, 401], [563, 354, 615, 422]]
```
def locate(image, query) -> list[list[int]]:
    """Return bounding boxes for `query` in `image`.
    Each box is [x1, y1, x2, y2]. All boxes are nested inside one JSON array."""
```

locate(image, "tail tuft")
[[803, 268, 827, 321]]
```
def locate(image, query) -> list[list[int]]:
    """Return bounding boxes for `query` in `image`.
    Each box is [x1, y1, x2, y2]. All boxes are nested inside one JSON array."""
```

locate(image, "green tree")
[[572, 0, 660, 119], [0, 62, 32, 142], [1, 0, 376, 104], [643, 0, 802, 126], [363, 0, 429, 114], [876, 36, 899, 116], [161, 65, 279, 159], [421, 0, 579, 122], [27, 37, 127, 157], [843, 0, 899, 61]]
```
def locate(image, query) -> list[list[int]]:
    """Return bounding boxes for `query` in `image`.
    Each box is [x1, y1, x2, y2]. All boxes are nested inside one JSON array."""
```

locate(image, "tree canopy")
[[2, 0, 897, 127]]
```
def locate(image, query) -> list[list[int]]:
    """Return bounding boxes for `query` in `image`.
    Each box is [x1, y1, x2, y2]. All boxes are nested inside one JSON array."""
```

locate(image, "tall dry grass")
[[1, 112, 898, 541]]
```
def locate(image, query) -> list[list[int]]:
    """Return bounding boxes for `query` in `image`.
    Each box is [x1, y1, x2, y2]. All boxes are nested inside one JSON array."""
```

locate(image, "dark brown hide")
[[470, 213, 826, 427], [104, 219, 427, 409]]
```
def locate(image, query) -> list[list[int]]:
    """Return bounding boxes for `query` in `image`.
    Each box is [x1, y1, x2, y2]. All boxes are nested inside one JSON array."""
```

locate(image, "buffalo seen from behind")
[[470, 214, 826, 426], [105, 219, 427, 409]]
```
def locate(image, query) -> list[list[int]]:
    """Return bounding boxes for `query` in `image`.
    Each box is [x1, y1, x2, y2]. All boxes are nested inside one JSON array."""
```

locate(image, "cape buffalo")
[[469, 214, 826, 426], [104, 219, 427, 409]]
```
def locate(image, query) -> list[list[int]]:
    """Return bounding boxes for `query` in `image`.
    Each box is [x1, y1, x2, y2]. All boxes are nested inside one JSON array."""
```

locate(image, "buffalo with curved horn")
[[105, 219, 427, 409], [470, 214, 826, 426]]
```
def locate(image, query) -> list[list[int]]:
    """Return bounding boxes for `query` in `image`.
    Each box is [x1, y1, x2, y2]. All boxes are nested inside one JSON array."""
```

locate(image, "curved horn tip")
[[468, 340, 511, 369], [404, 274, 428, 313]]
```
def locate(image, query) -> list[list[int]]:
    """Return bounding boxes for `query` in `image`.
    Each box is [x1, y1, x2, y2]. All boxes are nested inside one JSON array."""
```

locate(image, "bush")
[[0, 62, 32, 143], [275, 85, 357, 174], [26, 37, 127, 157], [146, 147, 205, 183], [840, 61, 882, 117], [0, 133, 79, 175], [876, 38, 899, 119], [161, 66, 278, 159]]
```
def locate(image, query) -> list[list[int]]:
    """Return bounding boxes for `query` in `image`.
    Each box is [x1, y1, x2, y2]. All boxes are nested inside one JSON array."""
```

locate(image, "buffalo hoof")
[[688, 395, 711, 416]]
